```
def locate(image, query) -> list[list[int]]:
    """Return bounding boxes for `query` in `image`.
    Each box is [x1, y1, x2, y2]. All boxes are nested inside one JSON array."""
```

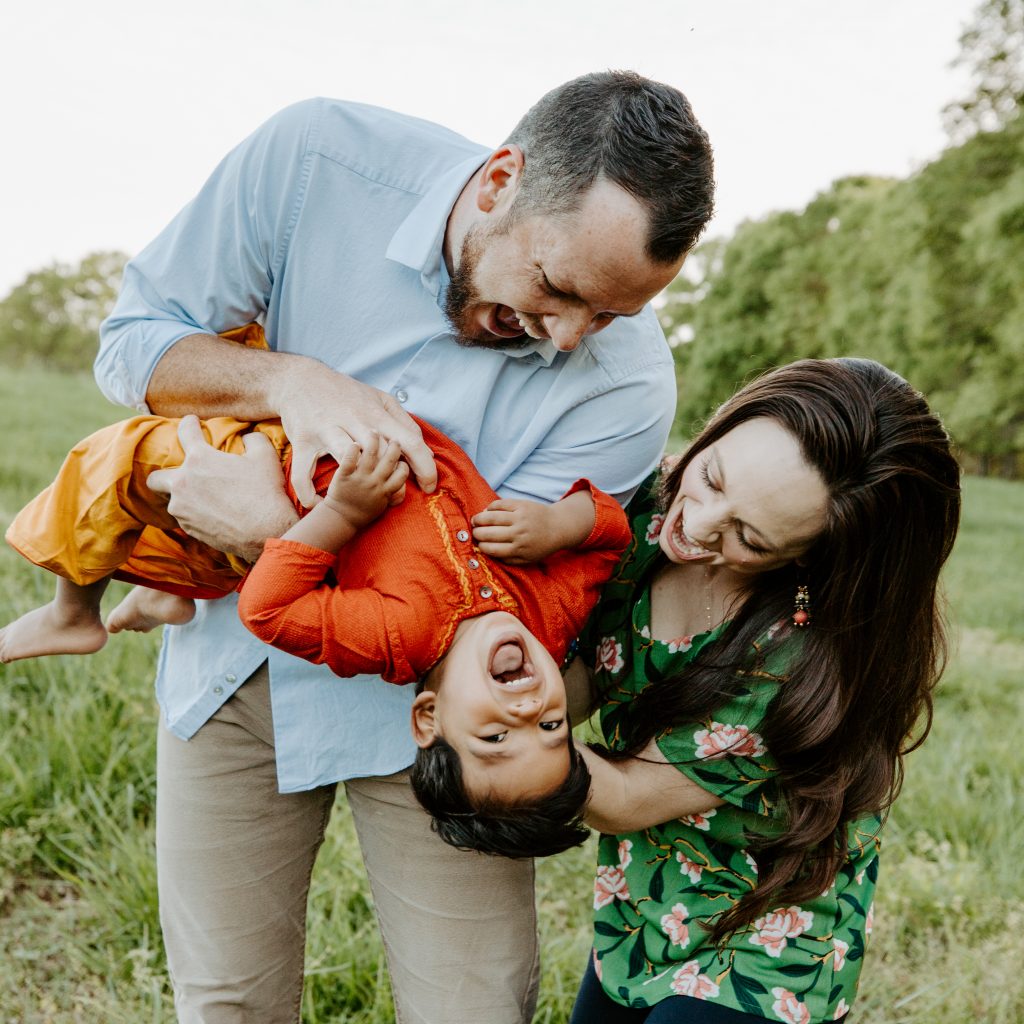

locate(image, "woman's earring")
[[793, 584, 811, 628]]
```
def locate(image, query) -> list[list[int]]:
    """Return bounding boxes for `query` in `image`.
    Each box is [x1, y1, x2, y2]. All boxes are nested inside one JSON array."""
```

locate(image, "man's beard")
[[443, 224, 532, 351]]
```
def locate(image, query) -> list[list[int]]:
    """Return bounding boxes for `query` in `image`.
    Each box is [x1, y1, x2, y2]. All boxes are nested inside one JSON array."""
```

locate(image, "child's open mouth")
[[489, 636, 537, 689]]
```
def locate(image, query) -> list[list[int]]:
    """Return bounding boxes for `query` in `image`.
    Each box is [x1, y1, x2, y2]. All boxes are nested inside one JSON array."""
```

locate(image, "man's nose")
[[544, 311, 592, 352]]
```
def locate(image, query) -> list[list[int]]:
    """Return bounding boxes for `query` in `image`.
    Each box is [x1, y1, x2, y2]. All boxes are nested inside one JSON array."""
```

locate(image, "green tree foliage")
[[663, 114, 1024, 472], [944, 0, 1024, 143], [664, 0, 1024, 473], [0, 251, 127, 372]]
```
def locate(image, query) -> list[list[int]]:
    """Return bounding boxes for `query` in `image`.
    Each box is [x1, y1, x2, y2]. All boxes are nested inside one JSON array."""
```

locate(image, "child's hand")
[[324, 433, 409, 531], [471, 498, 567, 564]]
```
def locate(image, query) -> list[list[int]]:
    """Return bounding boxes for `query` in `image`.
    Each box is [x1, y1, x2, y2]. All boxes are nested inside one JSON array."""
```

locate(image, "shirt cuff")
[[562, 478, 632, 552]]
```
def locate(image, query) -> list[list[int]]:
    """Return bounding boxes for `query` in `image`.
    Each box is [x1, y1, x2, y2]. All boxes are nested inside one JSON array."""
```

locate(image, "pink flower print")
[[694, 722, 766, 760], [680, 808, 716, 831], [593, 865, 630, 909], [595, 637, 625, 675], [865, 903, 874, 935], [617, 839, 633, 870], [832, 937, 848, 972], [669, 960, 720, 999], [833, 998, 850, 1019], [660, 903, 690, 947], [645, 514, 665, 544], [675, 852, 704, 883], [749, 907, 814, 957], [667, 635, 693, 654], [592, 948, 603, 983], [771, 987, 811, 1024], [855, 869, 865, 885]]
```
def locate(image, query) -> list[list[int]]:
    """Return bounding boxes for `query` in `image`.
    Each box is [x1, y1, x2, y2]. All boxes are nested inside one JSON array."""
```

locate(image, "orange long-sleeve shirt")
[[238, 418, 630, 683]]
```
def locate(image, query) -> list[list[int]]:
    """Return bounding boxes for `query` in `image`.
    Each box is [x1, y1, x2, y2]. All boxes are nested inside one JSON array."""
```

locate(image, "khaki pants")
[[157, 664, 540, 1023]]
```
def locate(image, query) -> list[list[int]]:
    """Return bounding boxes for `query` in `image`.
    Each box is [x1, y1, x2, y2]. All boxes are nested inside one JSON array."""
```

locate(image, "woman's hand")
[[577, 738, 723, 835]]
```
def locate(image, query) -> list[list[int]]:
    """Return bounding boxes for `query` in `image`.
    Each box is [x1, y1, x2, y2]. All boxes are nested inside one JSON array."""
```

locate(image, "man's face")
[[444, 179, 684, 353], [411, 612, 571, 804]]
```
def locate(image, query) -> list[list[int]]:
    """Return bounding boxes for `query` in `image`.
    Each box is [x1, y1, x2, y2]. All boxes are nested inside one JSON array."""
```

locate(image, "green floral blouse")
[[579, 475, 879, 1024]]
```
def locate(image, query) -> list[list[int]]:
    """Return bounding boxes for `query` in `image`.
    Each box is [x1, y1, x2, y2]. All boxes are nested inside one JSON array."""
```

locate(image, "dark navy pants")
[[569, 957, 847, 1023]]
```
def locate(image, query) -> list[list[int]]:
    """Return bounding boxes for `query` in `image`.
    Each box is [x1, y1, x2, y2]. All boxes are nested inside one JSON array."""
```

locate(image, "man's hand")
[[146, 416, 299, 562], [324, 434, 410, 531], [270, 360, 436, 509]]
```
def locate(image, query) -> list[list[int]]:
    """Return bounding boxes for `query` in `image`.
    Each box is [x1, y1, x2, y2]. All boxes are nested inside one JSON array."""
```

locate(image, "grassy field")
[[1, 367, 1022, 1023]]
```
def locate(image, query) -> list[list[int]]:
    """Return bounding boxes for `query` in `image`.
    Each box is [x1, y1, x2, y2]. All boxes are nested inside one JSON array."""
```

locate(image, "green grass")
[[1, 367, 1022, 1022]]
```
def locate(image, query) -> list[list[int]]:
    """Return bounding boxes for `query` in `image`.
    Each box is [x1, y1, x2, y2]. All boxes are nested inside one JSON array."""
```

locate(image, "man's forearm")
[[145, 333, 320, 420]]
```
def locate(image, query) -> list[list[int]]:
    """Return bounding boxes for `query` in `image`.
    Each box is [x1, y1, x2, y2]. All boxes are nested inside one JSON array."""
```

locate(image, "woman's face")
[[659, 417, 829, 576]]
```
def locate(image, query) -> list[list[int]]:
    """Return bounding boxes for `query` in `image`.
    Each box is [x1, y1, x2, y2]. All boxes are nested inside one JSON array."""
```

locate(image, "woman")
[[569, 358, 961, 1023]]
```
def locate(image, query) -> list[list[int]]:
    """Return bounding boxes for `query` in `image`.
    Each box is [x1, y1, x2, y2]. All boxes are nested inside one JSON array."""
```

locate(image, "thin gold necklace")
[[704, 564, 713, 632]]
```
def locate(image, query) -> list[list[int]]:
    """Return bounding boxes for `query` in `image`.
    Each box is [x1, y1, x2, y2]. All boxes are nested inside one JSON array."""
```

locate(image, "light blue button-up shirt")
[[95, 97, 677, 792]]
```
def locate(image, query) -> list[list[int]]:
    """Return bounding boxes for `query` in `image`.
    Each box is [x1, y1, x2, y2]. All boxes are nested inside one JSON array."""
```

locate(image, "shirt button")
[[213, 685, 224, 695], [225, 674, 237, 683], [394, 388, 409, 404], [480, 586, 493, 599], [468, 558, 480, 569], [456, 530, 470, 542]]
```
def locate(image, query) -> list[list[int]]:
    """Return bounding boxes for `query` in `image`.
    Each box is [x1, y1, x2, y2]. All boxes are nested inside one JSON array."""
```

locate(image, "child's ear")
[[410, 691, 439, 748]]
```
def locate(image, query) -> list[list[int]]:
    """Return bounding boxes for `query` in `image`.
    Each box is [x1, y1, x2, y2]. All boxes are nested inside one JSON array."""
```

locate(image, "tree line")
[[662, 0, 1023, 475]]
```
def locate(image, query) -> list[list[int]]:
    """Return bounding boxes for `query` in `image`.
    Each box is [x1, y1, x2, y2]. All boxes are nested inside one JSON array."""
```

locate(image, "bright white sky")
[[2, 0, 980, 297]]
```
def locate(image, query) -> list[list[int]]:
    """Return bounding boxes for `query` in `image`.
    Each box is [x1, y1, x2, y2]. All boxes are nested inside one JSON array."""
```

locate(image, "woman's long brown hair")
[[605, 358, 962, 941]]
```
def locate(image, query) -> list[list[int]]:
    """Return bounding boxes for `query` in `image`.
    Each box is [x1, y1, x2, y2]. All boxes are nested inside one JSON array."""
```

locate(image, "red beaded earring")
[[793, 584, 811, 628]]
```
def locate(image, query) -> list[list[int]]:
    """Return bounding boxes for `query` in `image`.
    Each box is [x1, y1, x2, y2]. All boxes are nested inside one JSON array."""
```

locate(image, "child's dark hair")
[[410, 736, 592, 858]]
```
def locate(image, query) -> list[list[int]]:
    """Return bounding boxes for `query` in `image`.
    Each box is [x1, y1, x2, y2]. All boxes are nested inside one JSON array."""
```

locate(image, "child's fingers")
[[338, 441, 362, 474], [483, 498, 520, 513], [471, 509, 515, 528], [476, 540, 527, 563], [385, 459, 410, 493], [471, 524, 514, 544], [358, 430, 382, 468], [376, 439, 404, 478]]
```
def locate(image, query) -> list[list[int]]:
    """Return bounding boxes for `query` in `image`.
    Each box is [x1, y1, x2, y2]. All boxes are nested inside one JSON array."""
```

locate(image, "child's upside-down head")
[[409, 610, 591, 858]]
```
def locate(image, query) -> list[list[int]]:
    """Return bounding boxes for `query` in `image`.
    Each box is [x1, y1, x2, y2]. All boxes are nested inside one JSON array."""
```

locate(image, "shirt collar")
[[385, 153, 485, 298], [385, 151, 560, 368]]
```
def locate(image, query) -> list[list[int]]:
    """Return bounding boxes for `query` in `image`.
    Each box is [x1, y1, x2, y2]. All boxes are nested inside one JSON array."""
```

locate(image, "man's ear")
[[475, 145, 525, 214], [410, 691, 439, 748]]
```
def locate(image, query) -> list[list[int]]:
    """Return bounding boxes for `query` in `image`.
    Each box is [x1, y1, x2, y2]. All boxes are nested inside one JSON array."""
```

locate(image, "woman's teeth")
[[674, 519, 710, 557]]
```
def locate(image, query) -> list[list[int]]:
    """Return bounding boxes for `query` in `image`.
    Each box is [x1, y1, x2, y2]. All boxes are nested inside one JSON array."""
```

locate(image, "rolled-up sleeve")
[[94, 100, 319, 410]]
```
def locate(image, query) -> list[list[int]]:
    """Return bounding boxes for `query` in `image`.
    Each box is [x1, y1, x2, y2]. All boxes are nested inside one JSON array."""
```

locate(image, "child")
[[2, 370, 629, 854]]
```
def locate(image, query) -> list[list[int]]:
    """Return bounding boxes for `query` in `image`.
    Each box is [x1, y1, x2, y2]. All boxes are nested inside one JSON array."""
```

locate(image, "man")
[[95, 70, 714, 1023]]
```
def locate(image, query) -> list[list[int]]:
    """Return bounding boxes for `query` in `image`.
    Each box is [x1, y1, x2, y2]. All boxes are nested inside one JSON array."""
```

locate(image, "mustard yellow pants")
[[5, 413, 292, 600]]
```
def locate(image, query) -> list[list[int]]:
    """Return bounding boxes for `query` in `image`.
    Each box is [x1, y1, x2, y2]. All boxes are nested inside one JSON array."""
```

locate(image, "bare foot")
[[0, 602, 109, 663], [106, 588, 196, 634]]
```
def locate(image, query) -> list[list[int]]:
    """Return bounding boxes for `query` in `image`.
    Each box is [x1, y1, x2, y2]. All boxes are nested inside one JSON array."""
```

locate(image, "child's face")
[[411, 612, 570, 803], [660, 417, 829, 576]]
